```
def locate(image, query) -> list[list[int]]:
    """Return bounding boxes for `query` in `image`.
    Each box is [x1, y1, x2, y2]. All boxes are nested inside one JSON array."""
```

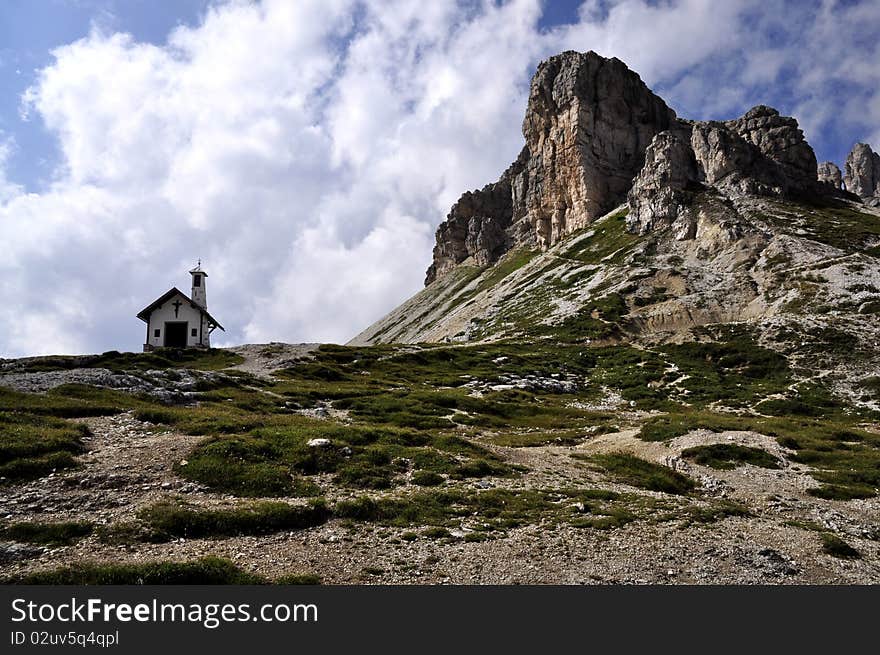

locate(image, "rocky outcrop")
[[818, 161, 843, 189], [425, 51, 834, 283], [425, 50, 676, 284], [626, 130, 699, 236], [0, 365, 229, 403], [844, 142, 880, 205], [627, 106, 818, 235], [725, 106, 818, 190], [515, 51, 677, 246], [425, 154, 524, 284]]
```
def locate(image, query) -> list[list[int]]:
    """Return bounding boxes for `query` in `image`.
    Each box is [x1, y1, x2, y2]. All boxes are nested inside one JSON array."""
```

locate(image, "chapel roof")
[[136, 287, 224, 331]]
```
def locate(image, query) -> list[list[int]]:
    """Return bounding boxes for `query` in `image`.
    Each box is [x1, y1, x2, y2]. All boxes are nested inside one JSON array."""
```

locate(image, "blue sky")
[[0, 0, 878, 356], [0, 0, 208, 190]]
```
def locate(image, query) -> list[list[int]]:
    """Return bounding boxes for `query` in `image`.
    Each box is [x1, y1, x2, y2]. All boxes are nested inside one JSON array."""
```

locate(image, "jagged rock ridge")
[[425, 50, 840, 284], [626, 105, 818, 235]]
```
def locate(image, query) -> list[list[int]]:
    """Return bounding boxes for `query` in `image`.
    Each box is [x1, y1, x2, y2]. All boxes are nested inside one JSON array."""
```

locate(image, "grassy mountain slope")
[[351, 194, 880, 412]]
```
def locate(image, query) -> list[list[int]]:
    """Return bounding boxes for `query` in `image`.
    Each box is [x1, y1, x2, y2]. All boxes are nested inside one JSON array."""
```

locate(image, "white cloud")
[[1, 0, 878, 356]]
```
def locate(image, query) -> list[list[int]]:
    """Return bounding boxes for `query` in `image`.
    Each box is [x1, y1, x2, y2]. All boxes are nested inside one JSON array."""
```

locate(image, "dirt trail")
[[225, 343, 318, 378]]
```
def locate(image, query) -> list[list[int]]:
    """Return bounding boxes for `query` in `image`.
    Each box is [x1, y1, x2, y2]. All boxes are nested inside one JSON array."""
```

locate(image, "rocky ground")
[[1, 346, 878, 585], [225, 342, 318, 379]]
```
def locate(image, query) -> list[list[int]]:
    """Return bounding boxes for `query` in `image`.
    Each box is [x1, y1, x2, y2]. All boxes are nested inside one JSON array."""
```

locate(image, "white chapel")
[[136, 263, 224, 351]]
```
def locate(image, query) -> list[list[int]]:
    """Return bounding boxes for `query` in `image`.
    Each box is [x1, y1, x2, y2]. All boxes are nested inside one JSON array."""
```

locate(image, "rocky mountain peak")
[[425, 51, 834, 284], [520, 50, 677, 241], [425, 50, 676, 284], [818, 161, 843, 189], [845, 142, 880, 205]]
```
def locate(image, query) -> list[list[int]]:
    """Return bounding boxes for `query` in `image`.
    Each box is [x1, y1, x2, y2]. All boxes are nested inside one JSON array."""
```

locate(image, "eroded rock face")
[[726, 105, 817, 191], [690, 122, 756, 187], [425, 51, 826, 284], [425, 50, 676, 284], [627, 107, 818, 235], [515, 51, 677, 246], [425, 162, 518, 285], [626, 130, 698, 236], [818, 161, 843, 189], [844, 142, 880, 203]]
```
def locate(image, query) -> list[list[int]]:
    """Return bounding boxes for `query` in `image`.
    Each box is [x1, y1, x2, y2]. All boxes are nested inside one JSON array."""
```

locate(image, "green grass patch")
[[411, 471, 445, 486], [0, 521, 93, 546], [177, 416, 512, 495], [760, 198, 880, 255], [533, 293, 629, 341], [11, 348, 244, 374], [578, 452, 696, 495], [679, 500, 751, 524], [570, 506, 636, 530], [660, 336, 791, 405], [472, 250, 537, 296], [422, 526, 452, 539], [784, 519, 825, 532], [558, 208, 638, 265], [138, 500, 330, 539], [0, 409, 88, 482], [7, 556, 263, 584], [334, 487, 630, 532], [0, 385, 130, 419], [820, 533, 860, 559], [94, 522, 161, 546], [274, 573, 321, 585], [680, 444, 781, 470]]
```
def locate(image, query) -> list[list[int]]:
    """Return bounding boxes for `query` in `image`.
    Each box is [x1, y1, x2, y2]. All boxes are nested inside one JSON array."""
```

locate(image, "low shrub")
[[820, 533, 860, 559], [138, 500, 330, 539], [581, 453, 696, 495], [0, 521, 92, 546], [680, 444, 780, 470], [9, 556, 263, 584]]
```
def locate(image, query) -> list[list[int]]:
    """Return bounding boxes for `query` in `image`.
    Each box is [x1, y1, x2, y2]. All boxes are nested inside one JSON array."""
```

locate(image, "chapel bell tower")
[[190, 261, 208, 308]]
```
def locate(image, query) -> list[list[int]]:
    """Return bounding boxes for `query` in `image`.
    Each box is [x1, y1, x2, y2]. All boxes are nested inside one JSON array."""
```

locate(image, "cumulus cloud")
[[1, 0, 878, 356]]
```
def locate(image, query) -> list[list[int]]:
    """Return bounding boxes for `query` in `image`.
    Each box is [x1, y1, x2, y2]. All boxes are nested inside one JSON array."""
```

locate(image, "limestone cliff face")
[[516, 52, 677, 245], [424, 49, 875, 289], [424, 152, 524, 285], [425, 50, 676, 284]]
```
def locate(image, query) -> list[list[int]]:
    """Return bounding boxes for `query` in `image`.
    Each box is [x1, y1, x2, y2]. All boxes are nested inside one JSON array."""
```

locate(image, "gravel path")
[[225, 343, 319, 379]]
